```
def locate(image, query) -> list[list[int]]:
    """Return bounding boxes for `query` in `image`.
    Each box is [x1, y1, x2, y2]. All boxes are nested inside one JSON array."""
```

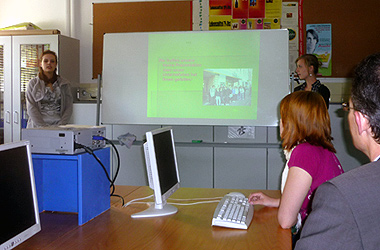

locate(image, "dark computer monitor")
[[132, 127, 180, 218], [0, 140, 41, 249]]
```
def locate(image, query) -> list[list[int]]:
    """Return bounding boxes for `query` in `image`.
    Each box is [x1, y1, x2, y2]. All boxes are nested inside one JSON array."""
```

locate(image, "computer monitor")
[[132, 127, 180, 218], [0, 140, 41, 249]]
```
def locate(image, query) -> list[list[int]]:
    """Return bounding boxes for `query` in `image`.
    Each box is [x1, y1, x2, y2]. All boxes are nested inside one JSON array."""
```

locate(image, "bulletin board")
[[301, 0, 380, 77], [92, 1, 192, 79]]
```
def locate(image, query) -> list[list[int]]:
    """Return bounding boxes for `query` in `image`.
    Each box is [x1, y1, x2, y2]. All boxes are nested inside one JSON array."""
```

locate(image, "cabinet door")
[[176, 146, 213, 188], [114, 144, 148, 186], [0, 36, 12, 143], [12, 35, 58, 141], [214, 147, 267, 189], [267, 148, 285, 190]]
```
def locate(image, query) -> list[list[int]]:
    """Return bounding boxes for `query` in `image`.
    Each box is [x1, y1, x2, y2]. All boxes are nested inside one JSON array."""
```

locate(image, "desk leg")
[[77, 148, 111, 225]]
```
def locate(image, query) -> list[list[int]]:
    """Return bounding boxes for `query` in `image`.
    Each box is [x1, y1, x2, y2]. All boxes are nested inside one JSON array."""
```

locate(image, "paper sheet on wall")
[[228, 126, 255, 139], [265, 0, 282, 19], [193, 0, 209, 31], [281, 2, 298, 27], [281, 2, 298, 74]]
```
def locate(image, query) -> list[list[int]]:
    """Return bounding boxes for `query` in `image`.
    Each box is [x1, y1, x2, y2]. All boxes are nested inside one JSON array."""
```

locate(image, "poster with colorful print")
[[247, 18, 264, 29], [231, 19, 248, 29], [263, 18, 280, 29], [232, 0, 249, 19], [306, 23, 332, 76], [209, 15, 232, 30], [264, 0, 282, 18], [248, 0, 265, 18], [209, 0, 232, 16]]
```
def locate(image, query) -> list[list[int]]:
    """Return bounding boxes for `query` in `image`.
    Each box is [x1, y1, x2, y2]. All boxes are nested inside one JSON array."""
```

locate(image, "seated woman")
[[248, 91, 344, 247]]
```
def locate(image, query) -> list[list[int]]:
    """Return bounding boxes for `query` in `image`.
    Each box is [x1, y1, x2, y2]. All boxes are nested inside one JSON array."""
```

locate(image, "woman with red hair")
[[249, 91, 343, 246]]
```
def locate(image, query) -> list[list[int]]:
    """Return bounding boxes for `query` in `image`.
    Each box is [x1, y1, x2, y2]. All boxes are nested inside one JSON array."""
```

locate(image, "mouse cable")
[[122, 195, 222, 208], [168, 196, 223, 201], [123, 194, 154, 208], [168, 200, 221, 206]]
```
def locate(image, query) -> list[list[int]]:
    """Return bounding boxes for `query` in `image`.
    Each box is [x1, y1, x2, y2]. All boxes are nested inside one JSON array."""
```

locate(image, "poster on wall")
[[263, 18, 280, 29], [265, 0, 282, 18], [209, 15, 232, 30], [209, 0, 231, 16], [247, 18, 263, 29], [209, 0, 232, 30], [306, 23, 332, 76], [232, 0, 249, 19], [209, 0, 281, 30], [281, 2, 298, 73], [193, 0, 209, 30], [249, 0, 265, 18]]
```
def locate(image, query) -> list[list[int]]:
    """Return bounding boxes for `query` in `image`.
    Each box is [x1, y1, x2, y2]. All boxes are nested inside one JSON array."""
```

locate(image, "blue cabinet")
[[32, 147, 110, 225]]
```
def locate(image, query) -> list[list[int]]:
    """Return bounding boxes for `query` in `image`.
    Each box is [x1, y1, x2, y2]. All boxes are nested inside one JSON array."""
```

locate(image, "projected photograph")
[[203, 69, 252, 106]]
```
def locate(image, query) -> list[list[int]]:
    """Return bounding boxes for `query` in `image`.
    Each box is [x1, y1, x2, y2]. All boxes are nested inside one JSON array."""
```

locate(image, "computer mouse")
[[227, 192, 246, 198]]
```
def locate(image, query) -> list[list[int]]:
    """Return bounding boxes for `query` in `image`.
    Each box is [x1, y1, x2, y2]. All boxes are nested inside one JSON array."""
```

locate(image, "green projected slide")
[[102, 29, 289, 126], [147, 32, 260, 120]]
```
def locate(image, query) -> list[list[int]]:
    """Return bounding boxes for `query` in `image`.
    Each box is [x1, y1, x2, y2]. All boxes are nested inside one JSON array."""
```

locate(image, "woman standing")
[[26, 50, 73, 128], [248, 91, 343, 247], [294, 54, 330, 108]]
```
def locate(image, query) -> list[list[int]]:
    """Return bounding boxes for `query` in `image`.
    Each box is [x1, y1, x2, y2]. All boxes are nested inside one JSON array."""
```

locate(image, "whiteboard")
[[101, 29, 289, 126]]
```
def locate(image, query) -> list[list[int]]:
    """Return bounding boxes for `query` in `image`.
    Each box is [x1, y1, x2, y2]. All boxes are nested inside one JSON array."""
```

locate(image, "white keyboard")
[[212, 192, 254, 229]]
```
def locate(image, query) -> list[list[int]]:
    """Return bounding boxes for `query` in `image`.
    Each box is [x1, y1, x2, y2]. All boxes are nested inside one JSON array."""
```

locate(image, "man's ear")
[[354, 111, 371, 135]]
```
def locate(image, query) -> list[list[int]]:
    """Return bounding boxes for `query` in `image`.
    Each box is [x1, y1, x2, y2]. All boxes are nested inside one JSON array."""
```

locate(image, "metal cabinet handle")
[[13, 111, 19, 124], [6, 110, 11, 124]]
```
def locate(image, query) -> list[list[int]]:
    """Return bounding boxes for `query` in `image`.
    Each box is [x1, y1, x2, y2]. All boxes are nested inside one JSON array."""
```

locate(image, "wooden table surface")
[[16, 186, 291, 250]]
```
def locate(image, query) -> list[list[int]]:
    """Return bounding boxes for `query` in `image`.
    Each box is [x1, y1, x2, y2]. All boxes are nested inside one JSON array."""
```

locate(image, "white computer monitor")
[[132, 127, 180, 218], [0, 140, 41, 249]]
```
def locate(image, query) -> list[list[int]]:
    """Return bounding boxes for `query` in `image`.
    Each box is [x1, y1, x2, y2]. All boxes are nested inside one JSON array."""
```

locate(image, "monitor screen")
[[0, 141, 41, 249], [153, 129, 179, 195], [131, 127, 180, 218]]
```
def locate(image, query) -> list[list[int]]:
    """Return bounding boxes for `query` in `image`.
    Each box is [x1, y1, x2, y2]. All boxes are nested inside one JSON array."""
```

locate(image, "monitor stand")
[[131, 202, 178, 218]]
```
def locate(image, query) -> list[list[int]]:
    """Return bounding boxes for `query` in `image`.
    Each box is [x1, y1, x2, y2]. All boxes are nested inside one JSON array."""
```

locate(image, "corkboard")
[[301, 0, 380, 77], [92, 1, 192, 79]]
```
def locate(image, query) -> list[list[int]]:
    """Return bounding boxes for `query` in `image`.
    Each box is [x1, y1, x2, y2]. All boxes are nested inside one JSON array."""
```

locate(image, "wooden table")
[[16, 186, 291, 250]]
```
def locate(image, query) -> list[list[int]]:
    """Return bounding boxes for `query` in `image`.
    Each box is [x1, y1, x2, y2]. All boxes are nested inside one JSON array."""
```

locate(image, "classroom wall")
[[1, 0, 369, 188], [0, 0, 135, 85]]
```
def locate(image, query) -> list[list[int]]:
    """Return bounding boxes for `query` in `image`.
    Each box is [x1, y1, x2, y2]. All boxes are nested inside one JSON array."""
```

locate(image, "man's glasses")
[[342, 102, 370, 119], [342, 102, 354, 112]]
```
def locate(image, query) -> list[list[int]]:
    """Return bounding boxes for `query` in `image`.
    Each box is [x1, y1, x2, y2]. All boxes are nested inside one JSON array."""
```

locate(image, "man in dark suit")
[[295, 52, 380, 249]]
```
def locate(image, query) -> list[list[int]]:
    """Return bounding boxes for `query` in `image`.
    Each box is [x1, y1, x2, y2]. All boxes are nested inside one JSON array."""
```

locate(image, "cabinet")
[[0, 33, 79, 143], [0, 36, 11, 144], [32, 147, 110, 225], [109, 124, 283, 189]]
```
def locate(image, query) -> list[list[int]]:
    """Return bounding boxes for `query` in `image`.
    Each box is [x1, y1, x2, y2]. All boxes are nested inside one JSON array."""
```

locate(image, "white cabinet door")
[[0, 36, 12, 143], [11, 35, 59, 142]]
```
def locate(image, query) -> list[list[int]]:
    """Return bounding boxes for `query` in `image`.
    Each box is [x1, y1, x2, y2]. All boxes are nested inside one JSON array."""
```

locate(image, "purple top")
[[288, 142, 344, 223]]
